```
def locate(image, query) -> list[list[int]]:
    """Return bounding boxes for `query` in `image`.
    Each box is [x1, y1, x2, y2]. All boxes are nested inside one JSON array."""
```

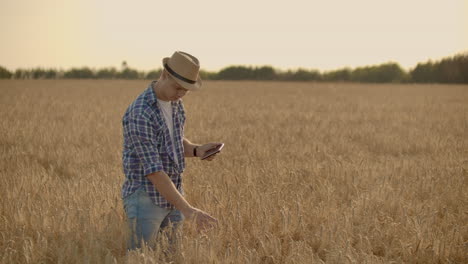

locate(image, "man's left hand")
[[197, 143, 223, 161]]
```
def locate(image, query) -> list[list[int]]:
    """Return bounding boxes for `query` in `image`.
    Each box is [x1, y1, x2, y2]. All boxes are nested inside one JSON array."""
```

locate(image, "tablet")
[[201, 143, 224, 160]]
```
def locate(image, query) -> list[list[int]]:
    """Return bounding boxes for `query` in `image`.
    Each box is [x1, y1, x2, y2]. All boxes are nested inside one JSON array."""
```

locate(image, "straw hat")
[[162, 51, 202, 91]]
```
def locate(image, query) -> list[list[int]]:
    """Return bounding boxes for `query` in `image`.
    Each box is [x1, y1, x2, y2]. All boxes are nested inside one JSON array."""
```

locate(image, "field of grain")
[[1, 80, 467, 263]]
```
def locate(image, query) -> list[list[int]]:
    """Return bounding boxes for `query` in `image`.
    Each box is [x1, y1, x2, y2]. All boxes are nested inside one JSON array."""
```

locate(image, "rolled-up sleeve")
[[126, 116, 163, 176]]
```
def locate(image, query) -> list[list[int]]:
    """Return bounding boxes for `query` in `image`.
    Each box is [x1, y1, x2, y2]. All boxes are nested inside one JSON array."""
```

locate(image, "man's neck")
[[153, 81, 170, 102]]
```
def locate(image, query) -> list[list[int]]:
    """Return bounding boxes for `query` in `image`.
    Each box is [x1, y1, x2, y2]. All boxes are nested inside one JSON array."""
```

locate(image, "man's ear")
[[161, 69, 169, 79]]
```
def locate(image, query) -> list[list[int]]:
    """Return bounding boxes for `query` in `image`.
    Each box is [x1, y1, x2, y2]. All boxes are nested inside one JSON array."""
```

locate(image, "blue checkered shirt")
[[121, 81, 186, 209]]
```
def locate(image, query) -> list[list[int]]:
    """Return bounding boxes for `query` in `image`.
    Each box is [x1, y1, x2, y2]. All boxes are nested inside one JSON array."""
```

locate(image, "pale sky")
[[1, 0, 467, 72]]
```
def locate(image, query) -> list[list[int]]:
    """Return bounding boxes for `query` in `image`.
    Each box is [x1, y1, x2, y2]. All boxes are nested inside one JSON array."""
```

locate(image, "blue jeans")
[[123, 186, 184, 251]]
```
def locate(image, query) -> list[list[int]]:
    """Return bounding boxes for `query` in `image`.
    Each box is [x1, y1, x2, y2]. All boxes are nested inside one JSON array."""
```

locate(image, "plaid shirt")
[[121, 81, 186, 209]]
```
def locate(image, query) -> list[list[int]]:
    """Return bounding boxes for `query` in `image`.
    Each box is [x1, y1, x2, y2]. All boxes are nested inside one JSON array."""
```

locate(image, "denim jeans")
[[123, 186, 184, 251]]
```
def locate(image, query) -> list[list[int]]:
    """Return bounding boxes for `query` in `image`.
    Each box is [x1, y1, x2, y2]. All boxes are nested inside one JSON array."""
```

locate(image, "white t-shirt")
[[157, 99, 178, 164]]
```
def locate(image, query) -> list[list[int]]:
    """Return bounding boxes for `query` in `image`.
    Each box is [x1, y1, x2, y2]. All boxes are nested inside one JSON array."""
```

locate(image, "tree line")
[[1, 53, 467, 83]]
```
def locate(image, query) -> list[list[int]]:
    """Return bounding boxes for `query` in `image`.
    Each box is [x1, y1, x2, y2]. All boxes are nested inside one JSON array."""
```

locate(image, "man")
[[121, 51, 219, 251]]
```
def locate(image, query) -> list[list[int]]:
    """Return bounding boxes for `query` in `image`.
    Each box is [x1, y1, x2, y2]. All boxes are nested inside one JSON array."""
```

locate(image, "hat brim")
[[162, 57, 202, 91]]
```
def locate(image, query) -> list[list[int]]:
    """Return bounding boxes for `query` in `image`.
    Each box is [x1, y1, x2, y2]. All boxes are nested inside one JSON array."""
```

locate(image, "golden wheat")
[[0, 80, 467, 263]]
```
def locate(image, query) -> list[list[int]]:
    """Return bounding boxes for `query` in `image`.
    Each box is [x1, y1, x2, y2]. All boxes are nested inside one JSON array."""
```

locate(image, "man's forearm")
[[146, 171, 217, 228], [183, 138, 199, 157], [146, 171, 193, 214]]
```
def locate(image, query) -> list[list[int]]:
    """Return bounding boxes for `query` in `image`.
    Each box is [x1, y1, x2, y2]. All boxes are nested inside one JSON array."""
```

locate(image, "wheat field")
[[0, 80, 467, 263]]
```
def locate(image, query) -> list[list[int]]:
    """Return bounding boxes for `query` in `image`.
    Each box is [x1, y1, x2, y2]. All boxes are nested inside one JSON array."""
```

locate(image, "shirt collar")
[[145, 80, 180, 106], [145, 81, 158, 106]]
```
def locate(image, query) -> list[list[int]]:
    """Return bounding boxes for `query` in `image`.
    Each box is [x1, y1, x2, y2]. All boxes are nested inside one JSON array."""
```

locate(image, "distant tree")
[[145, 69, 162, 79], [433, 53, 468, 83], [277, 70, 293, 81], [137, 71, 146, 79], [277, 68, 321, 81], [292, 69, 321, 81], [96, 67, 118, 79], [410, 53, 468, 83], [253, 66, 277, 80], [377, 63, 407, 83], [32, 68, 44, 79], [217, 66, 253, 80], [118, 68, 139, 79], [323, 68, 352, 81], [30, 68, 56, 79], [13, 69, 33, 79], [410, 62, 434, 83], [0, 66, 12, 79], [44, 69, 57, 79], [455, 53, 468, 83], [198, 70, 216, 80], [64, 67, 95, 79], [216, 65, 278, 80], [351, 63, 406, 83], [14, 69, 28, 79]]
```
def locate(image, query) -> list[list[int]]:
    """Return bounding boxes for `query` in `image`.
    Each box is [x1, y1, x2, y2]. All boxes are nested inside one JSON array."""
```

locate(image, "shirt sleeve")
[[126, 115, 164, 176]]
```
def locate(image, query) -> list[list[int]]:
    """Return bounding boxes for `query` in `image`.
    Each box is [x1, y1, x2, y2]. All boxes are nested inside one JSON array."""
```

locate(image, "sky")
[[1, 0, 467, 72]]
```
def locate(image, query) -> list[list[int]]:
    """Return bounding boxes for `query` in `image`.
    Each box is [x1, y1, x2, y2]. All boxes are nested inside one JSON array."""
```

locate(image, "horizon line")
[[2, 51, 467, 73]]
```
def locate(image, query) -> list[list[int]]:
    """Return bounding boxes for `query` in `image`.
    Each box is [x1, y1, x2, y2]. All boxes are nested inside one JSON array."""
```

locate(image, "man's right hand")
[[146, 171, 218, 232], [182, 207, 218, 231]]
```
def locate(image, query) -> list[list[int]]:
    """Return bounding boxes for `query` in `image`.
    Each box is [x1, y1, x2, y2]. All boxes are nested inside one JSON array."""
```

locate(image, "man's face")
[[161, 72, 190, 101]]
